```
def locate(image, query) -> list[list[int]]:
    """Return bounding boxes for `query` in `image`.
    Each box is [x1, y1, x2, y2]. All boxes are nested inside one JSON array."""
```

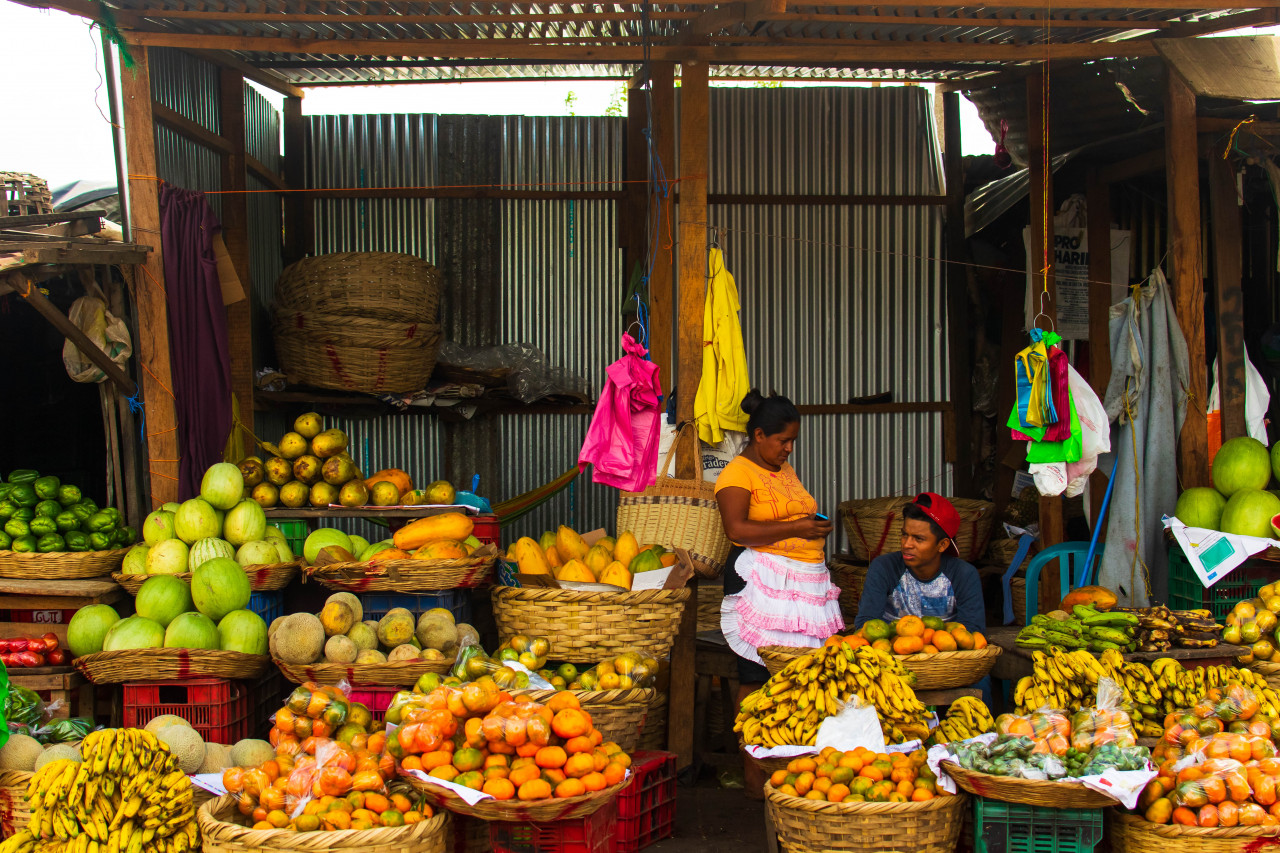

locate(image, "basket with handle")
[[839, 496, 995, 563], [616, 425, 731, 579]]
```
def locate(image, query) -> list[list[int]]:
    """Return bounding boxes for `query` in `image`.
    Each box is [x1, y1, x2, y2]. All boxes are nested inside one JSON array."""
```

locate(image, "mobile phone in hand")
[[814, 513, 829, 521]]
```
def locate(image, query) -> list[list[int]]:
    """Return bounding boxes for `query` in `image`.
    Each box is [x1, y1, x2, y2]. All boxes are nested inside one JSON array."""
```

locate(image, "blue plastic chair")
[[1020, 542, 1106, 625]]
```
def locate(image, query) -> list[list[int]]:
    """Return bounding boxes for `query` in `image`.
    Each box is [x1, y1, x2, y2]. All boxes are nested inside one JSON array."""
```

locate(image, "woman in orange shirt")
[[716, 390, 843, 682]]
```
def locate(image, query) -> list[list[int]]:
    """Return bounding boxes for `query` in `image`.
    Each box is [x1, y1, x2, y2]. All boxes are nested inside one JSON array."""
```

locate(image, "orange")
[[390, 794, 412, 813], [429, 766, 458, 782], [555, 778, 587, 798], [859, 766, 884, 782], [565, 736, 594, 755], [1172, 807, 1199, 826], [972, 632, 988, 650], [827, 784, 850, 803], [518, 779, 553, 801], [897, 780, 914, 798], [838, 754, 863, 771], [582, 772, 607, 792], [509, 765, 541, 787], [778, 784, 798, 797], [790, 757, 817, 773], [816, 763, 836, 779], [824, 636, 843, 647], [542, 769, 567, 786], [552, 709, 593, 740], [841, 635, 868, 648], [871, 639, 894, 654], [401, 756, 424, 773], [950, 627, 975, 650], [546, 692, 581, 712], [895, 615, 925, 638], [536, 746, 568, 769], [931, 631, 957, 652], [794, 772, 815, 796], [813, 778, 832, 794], [892, 636, 925, 655], [364, 793, 390, 814], [603, 763, 626, 786], [830, 767, 855, 785], [565, 753, 596, 779], [453, 747, 486, 772], [770, 770, 790, 787], [922, 645, 939, 654], [911, 787, 935, 802], [610, 753, 632, 770], [484, 767, 510, 781], [485, 754, 511, 769]]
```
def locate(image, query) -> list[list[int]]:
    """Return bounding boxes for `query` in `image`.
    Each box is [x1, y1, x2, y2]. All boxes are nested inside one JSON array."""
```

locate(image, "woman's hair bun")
[[740, 388, 765, 415]]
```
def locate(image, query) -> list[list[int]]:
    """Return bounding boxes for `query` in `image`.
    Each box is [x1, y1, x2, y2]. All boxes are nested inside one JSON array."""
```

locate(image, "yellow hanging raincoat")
[[694, 248, 750, 445]]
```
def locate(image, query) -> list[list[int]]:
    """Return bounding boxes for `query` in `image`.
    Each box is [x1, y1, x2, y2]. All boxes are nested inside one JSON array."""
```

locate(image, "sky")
[[0, 1, 1003, 190]]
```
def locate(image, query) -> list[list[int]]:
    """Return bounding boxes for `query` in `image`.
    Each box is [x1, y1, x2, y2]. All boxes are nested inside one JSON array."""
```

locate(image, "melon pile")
[[1175, 437, 1280, 538]]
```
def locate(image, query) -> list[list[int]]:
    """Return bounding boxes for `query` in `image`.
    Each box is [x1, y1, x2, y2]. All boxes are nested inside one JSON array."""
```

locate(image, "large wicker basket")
[[490, 586, 689, 662], [74, 649, 270, 684], [637, 692, 668, 750], [274, 252, 441, 322], [765, 782, 967, 853], [0, 548, 127, 579], [895, 646, 1003, 690], [988, 538, 1034, 571], [3, 172, 52, 217], [1109, 810, 1280, 852], [940, 761, 1116, 808], [408, 776, 627, 822], [0, 770, 32, 837], [273, 309, 437, 349], [839, 497, 995, 563], [828, 554, 867, 620], [743, 744, 803, 776], [199, 794, 449, 852], [514, 688, 654, 753], [274, 657, 452, 688], [275, 332, 441, 394], [113, 560, 300, 594], [697, 581, 725, 633], [306, 553, 495, 593]]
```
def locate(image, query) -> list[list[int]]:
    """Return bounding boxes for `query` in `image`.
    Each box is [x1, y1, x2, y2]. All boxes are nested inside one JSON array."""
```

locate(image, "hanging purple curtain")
[[159, 184, 232, 499]]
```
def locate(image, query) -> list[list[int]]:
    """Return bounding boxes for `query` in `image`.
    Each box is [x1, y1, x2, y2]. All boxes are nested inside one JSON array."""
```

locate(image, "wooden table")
[[0, 576, 125, 610]]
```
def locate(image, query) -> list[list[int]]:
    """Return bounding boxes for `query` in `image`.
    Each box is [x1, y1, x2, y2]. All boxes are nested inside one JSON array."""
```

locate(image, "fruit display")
[[1225, 590, 1280, 663], [1116, 605, 1223, 652], [65, 572, 267, 658], [1013, 647, 1280, 739], [948, 731, 1149, 781], [0, 727, 200, 853], [0, 470, 135, 553], [509, 526, 678, 591], [845, 614, 989, 655], [301, 513, 486, 567], [385, 688, 633, 801], [1173, 436, 1280, 537], [928, 696, 995, 745], [768, 746, 950, 803], [271, 593, 471, 666], [0, 633, 68, 667], [735, 642, 931, 746], [1016, 605, 1138, 652]]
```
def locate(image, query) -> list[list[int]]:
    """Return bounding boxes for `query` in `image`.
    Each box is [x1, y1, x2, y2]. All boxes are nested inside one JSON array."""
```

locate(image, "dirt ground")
[[648, 783, 767, 853]]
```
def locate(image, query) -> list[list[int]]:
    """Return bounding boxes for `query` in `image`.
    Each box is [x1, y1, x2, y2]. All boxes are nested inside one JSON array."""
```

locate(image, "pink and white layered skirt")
[[720, 548, 845, 664]]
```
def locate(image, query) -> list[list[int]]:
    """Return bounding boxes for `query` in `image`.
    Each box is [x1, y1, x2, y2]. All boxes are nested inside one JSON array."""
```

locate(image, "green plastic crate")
[[1167, 541, 1273, 621], [975, 797, 1103, 853], [270, 519, 308, 561]]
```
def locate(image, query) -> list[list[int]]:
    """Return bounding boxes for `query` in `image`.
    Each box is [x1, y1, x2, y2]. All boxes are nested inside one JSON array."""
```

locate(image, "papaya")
[[1059, 585, 1118, 612], [413, 539, 469, 560], [598, 561, 633, 590], [613, 532, 640, 570], [539, 531, 557, 552], [545, 546, 563, 569], [369, 547, 412, 564], [393, 512, 474, 550], [513, 537, 550, 575], [584, 544, 612, 577], [400, 489, 431, 506], [629, 549, 663, 574], [366, 469, 414, 497], [556, 525, 589, 562], [557, 559, 595, 583]]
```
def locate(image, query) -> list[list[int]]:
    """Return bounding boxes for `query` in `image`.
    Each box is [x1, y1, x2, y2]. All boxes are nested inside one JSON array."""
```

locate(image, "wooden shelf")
[[0, 577, 125, 610], [264, 506, 475, 520], [253, 389, 592, 416]]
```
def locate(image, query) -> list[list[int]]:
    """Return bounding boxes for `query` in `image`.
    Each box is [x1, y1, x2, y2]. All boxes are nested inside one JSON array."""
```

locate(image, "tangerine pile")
[[387, 685, 632, 801], [835, 615, 988, 657], [769, 747, 947, 803]]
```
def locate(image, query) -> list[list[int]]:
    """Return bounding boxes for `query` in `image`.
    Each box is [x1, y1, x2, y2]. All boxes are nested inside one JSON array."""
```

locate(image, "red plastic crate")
[[349, 688, 400, 723], [121, 678, 252, 744], [616, 751, 676, 853], [473, 515, 500, 549], [489, 800, 616, 853], [2, 609, 78, 624]]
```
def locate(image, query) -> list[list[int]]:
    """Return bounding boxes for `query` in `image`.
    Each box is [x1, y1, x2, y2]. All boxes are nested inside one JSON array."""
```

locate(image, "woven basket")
[[193, 786, 216, 812], [743, 744, 802, 776], [514, 688, 654, 753], [940, 761, 1116, 808], [839, 497, 995, 563], [199, 794, 449, 852], [1011, 577, 1027, 626], [1109, 810, 1280, 852], [0, 771, 32, 837], [274, 252, 441, 323], [1250, 660, 1280, 690], [828, 554, 867, 620], [306, 554, 495, 593], [617, 425, 730, 579], [637, 692, 668, 750], [0, 548, 127, 579], [895, 646, 1003, 690], [490, 586, 690, 662], [759, 645, 818, 677], [697, 582, 725, 633], [74, 649, 270, 684], [273, 308, 438, 350], [988, 538, 1034, 571], [113, 560, 301, 595], [765, 782, 967, 853], [408, 776, 627, 822], [275, 330, 441, 395], [274, 657, 452, 688]]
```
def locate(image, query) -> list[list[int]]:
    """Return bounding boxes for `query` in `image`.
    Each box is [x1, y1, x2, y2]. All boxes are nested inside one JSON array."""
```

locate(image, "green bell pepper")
[[28, 517, 57, 537], [119, 525, 137, 545], [86, 512, 115, 533], [64, 531, 89, 552], [6, 470, 39, 485], [88, 532, 112, 551], [33, 476, 60, 501], [34, 499, 60, 519], [36, 533, 65, 553], [0, 500, 16, 522], [54, 511, 79, 533], [0, 484, 14, 501], [70, 503, 94, 522], [56, 484, 81, 506], [9, 484, 37, 508], [12, 508, 33, 523], [10, 536, 36, 553], [4, 518, 30, 539], [0, 531, 11, 550], [109, 528, 129, 547], [101, 507, 121, 526]]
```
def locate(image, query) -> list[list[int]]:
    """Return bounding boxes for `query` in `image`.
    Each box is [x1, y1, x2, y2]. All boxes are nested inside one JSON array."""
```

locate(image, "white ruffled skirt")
[[720, 548, 845, 664]]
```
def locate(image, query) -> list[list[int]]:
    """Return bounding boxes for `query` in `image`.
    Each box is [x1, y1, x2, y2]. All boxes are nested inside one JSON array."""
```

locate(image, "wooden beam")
[[282, 96, 308, 265], [1100, 148, 1166, 184], [187, 49, 306, 100], [1086, 169, 1112, 529], [770, 11, 1170, 28], [134, 9, 696, 24], [649, 62, 676, 401], [121, 32, 1160, 62], [151, 102, 233, 155], [120, 46, 180, 507], [942, 92, 973, 497], [1165, 7, 1280, 38], [1209, 155, 1246, 443], [246, 155, 288, 192], [219, 67, 256, 460], [1165, 67, 1208, 487]]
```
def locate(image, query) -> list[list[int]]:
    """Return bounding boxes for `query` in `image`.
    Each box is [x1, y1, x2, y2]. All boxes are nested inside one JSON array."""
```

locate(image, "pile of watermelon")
[[1175, 437, 1280, 538]]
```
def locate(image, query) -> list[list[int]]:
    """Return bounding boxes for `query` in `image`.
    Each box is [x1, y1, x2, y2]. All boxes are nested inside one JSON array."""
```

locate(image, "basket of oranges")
[[1109, 810, 1280, 853], [514, 688, 656, 754], [765, 747, 966, 853]]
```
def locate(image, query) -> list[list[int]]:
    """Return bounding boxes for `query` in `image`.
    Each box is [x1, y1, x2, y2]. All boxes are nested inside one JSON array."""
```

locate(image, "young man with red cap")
[[853, 493, 986, 633]]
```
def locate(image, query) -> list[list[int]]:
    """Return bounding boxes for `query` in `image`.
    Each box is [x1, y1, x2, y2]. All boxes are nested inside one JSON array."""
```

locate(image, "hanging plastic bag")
[[1030, 364, 1110, 497], [1207, 353, 1272, 456], [1014, 330, 1057, 429], [1069, 677, 1137, 752], [62, 297, 132, 384]]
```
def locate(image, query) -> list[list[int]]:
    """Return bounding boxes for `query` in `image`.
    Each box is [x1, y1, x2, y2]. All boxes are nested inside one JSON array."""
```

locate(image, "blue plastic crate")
[[248, 590, 284, 625], [975, 797, 1103, 853], [358, 589, 471, 624]]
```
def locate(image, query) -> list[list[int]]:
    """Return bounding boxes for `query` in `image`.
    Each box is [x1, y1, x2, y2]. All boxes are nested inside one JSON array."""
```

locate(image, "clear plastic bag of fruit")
[[569, 650, 659, 691], [994, 707, 1071, 756], [1069, 677, 1136, 751]]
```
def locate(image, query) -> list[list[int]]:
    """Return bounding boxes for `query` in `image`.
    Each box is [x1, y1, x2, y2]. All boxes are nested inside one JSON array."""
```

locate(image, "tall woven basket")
[[766, 782, 966, 853], [839, 496, 995, 563], [1109, 810, 1280, 852], [617, 426, 730, 579], [199, 794, 450, 852], [0, 771, 32, 837]]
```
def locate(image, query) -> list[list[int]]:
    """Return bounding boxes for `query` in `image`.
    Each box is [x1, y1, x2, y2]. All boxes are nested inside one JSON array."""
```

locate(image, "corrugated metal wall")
[[150, 49, 223, 218], [245, 84, 284, 371]]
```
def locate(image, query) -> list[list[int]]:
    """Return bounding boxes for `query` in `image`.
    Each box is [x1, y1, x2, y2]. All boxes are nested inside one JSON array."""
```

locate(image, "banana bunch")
[[1016, 607, 1138, 653], [735, 644, 931, 747], [0, 728, 199, 853], [929, 696, 995, 745]]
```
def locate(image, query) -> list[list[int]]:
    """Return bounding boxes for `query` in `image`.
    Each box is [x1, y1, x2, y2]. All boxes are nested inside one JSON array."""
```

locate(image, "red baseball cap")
[[912, 493, 960, 542]]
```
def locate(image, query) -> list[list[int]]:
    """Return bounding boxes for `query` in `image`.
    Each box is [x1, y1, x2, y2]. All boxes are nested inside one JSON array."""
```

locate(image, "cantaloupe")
[[346, 623, 378, 651], [34, 744, 82, 771], [326, 592, 363, 623], [274, 613, 325, 664], [325, 635, 358, 664], [319, 600, 355, 636], [198, 743, 230, 774], [157, 725, 205, 773], [0, 735, 45, 771], [144, 714, 191, 733], [355, 649, 386, 664], [229, 739, 274, 768], [416, 612, 458, 652]]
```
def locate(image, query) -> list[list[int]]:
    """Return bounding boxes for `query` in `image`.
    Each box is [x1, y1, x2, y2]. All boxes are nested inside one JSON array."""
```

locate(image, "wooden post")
[[282, 96, 309, 265], [1165, 68, 1208, 486], [121, 46, 181, 507], [622, 77, 647, 324], [1209, 155, 1245, 442], [648, 62, 676, 398], [667, 59, 709, 772], [942, 92, 973, 497], [1086, 169, 1113, 528], [219, 67, 255, 452]]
